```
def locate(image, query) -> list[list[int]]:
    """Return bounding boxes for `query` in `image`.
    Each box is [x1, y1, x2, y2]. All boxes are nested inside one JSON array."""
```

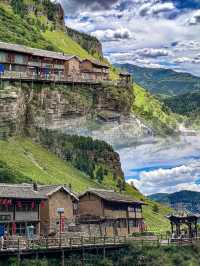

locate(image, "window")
[[16, 223, 26, 236], [129, 220, 137, 227], [120, 219, 127, 228]]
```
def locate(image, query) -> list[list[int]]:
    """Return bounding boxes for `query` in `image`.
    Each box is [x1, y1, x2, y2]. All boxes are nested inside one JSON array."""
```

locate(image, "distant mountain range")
[[148, 190, 200, 214], [115, 64, 200, 97]]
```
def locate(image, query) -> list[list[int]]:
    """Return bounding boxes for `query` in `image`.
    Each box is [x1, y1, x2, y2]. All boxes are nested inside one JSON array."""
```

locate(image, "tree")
[[152, 204, 159, 213], [11, 0, 26, 17], [96, 166, 104, 183]]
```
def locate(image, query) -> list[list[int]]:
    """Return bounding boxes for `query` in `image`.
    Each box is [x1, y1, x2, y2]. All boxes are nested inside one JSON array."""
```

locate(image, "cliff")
[[0, 82, 133, 138], [66, 26, 103, 59], [10, 0, 64, 29]]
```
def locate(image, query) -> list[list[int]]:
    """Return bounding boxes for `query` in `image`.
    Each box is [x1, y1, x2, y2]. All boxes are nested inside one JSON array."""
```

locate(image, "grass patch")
[[133, 83, 178, 135], [43, 30, 93, 59], [0, 137, 98, 192]]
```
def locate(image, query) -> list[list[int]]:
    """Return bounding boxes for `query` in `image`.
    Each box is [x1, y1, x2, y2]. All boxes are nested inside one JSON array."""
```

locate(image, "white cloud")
[[137, 48, 172, 58], [92, 28, 132, 42], [127, 162, 200, 195], [188, 10, 200, 25], [64, 0, 200, 76], [151, 2, 175, 15]]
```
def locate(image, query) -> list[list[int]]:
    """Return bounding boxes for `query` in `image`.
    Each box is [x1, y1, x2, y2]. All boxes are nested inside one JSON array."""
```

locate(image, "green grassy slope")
[[0, 3, 93, 59], [0, 3, 55, 50], [132, 84, 178, 135], [43, 31, 93, 59], [0, 137, 98, 192], [0, 137, 170, 232]]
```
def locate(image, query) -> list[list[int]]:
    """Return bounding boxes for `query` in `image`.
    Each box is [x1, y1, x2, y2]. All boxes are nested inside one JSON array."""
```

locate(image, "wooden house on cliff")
[[81, 59, 110, 81], [0, 41, 110, 82], [78, 189, 146, 237]]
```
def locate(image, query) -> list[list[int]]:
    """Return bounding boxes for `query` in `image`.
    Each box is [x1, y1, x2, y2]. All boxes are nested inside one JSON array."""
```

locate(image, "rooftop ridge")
[[88, 188, 115, 192]]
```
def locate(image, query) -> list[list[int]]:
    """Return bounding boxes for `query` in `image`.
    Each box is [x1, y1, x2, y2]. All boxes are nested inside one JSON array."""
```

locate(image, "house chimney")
[[68, 183, 72, 192], [33, 182, 38, 192]]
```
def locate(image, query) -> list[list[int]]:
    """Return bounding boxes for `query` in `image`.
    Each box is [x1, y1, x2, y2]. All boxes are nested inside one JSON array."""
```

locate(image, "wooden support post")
[[61, 249, 65, 266], [103, 236, 106, 260], [81, 238, 85, 266], [17, 238, 20, 266]]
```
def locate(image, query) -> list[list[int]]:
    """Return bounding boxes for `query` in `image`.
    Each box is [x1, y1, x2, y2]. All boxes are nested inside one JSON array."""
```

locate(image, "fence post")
[[103, 236, 106, 260], [157, 236, 160, 247], [46, 237, 48, 249], [17, 238, 20, 266], [61, 249, 65, 266]]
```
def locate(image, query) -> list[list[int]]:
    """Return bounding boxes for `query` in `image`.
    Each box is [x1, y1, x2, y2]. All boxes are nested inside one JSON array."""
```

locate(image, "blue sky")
[[60, 0, 200, 76], [118, 135, 200, 195]]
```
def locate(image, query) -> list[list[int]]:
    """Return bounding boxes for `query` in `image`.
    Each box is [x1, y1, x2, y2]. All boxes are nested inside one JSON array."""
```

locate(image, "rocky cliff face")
[[0, 82, 133, 138], [9, 0, 64, 29], [66, 27, 103, 58]]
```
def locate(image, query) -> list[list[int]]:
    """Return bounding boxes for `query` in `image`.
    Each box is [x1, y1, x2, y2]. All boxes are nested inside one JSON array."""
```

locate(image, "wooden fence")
[[0, 235, 198, 253]]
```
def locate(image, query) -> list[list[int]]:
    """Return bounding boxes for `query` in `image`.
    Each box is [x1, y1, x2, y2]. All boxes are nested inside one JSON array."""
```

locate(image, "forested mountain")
[[115, 63, 200, 97], [149, 190, 200, 214]]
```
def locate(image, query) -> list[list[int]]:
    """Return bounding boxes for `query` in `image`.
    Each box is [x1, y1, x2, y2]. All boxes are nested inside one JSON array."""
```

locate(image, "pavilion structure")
[[167, 213, 199, 239]]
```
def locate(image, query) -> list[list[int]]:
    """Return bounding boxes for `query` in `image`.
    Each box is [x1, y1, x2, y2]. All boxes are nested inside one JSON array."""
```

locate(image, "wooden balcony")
[[0, 71, 102, 85], [15, 211, 39, 222]]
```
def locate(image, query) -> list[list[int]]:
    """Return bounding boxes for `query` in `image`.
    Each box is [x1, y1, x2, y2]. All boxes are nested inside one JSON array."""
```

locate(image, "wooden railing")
[[0, 71, 130, 88], [0, 235, 198, 252], [0, 71, 101, 84]]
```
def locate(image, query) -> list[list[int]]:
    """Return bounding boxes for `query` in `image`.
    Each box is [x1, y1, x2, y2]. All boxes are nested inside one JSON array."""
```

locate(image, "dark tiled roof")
[[119, 71, 131, 76], [0, 184, 47, 199], [0, 41, 80, 61], [80, 189, 145, 205], [0, 42, 30, 54], [38, 185, 79, 201], [82, 59, 110, 68]]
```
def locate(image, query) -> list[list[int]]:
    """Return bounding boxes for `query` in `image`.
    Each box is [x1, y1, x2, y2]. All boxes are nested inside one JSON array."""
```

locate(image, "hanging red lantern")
[[31, 201, 35, 209], [5, 200, 9, 207], [3, 199, 7, 206], [12, 223, 16, 235], [40, 200, 45, 208], [17, 201, 22, 208]]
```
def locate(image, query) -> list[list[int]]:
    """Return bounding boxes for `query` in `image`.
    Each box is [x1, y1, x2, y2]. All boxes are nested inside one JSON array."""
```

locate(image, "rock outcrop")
[[66, 27, 103, 58], [0, 82, 133, 138]]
